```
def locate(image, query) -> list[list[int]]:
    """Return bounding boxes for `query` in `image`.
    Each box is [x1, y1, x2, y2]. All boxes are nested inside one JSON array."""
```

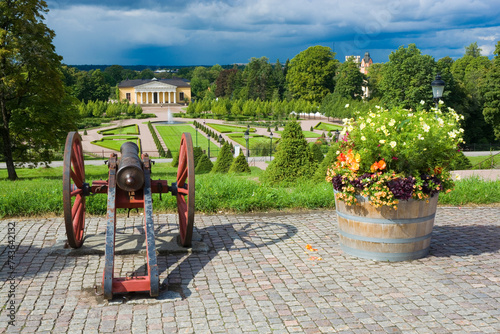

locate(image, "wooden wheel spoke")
[[72, 195, 83, 220], [177, 187, 189, 195], [177, 167, 188, 186], [71, 188, 82, 197], [70, 168, 84, 188]]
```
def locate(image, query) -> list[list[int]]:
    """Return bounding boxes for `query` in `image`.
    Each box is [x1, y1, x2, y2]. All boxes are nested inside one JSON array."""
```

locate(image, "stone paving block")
[[1, 208, 500, 333]]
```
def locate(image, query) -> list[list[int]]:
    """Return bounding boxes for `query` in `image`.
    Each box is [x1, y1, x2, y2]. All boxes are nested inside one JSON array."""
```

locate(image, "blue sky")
[[45, 0, 500, 66]]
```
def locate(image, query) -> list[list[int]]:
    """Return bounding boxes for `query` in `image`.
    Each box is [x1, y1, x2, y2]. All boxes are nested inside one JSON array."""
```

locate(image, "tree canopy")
[[1, 0, 78, 180], [286, 46, 338, 103]]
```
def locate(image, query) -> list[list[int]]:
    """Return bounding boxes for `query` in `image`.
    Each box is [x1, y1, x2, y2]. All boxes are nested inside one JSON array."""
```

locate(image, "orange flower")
[[306, 244, 318, 251], [434, 166, 443, 174], [370, 160, 386, 173]]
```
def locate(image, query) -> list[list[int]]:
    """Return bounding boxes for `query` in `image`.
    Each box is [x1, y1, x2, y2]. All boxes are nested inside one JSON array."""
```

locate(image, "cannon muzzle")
[[117, 142, 144, 192]]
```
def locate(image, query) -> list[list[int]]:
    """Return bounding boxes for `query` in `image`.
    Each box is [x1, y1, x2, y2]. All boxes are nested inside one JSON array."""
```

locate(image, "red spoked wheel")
[[63, 132, 88, 248], [176, 132, 195, 247]]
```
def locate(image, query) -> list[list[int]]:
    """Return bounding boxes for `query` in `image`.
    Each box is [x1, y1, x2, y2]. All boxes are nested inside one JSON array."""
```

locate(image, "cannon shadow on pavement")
[[157, 220, 298, 300]]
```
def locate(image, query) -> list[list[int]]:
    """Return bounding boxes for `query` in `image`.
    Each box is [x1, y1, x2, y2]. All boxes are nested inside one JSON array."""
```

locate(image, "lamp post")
[[269, 131, 273, 161], [431, 74, 445, 109], [207, 133, 210, 159], [195, 126, 198, 147], [218, 134, 223, 147], [244, 129, 250, 162], [335, 130, 340, 142]]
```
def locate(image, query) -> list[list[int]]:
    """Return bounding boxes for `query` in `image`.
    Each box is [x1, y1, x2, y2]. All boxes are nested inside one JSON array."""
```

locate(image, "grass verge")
[[1, 165, 499, 218]]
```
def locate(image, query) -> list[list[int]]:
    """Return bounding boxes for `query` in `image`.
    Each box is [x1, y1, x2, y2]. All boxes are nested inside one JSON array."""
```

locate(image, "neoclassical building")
[[118, 78, 191, 105]]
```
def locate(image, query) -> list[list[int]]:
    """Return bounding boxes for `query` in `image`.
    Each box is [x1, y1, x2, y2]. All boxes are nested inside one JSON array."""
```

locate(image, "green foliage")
[[333, 58, 365, 99], [286, 46, 338, 103], [193, 146, 204, 166], [98, 124, 139, 135], [314, 143, 341, 181], [310, 143, 325, 163], [263, 120, 317, 184], [147, 121, 166, 157], [1, 0, 79, 180], [195, 153, 213, 174], [171, 151, 179, 167], [211, 143, 234, 173], [483, 41, 500, 140], [229, 152, 251, 173], [449, 151, 472, 170], [379, 44, 437, 109]]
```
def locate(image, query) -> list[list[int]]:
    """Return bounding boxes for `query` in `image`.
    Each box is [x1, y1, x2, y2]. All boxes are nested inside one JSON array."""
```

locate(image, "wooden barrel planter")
[[335, 194, 439, 262]]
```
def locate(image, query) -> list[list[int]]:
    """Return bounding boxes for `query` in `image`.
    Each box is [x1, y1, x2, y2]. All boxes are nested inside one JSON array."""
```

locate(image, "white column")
[[135, 92, 138, 104], [163, 91, 166, 104], [146, 92, 149, 104], [173, 90, 176, 103], [168, 91, 171, 104]]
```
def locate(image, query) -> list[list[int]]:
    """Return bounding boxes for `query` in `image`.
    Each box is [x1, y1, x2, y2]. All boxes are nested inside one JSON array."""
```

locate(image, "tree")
[[195, 153, 213, 174], [286, 46, 338, 103], [1, 0, 78, 180], [483, 41, 500, 139], [241, 57, 274, 101], [333, 58, 365, 99], [262, 120, 317, 184], [74, 69, 110, 102], [310, 143, 324, 163], [228, 151, 251, 173], [465, 42, 482, 58], [211, 142, 233, 173], [379, 44, 436, 109]]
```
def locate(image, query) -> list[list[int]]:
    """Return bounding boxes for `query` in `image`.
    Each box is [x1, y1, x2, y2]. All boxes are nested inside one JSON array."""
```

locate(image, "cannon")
[[62, 131, 195, 299]]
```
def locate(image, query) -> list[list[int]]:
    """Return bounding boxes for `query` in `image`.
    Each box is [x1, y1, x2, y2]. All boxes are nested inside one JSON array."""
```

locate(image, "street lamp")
[[244, 129, 250, 162], [334, 130, 340, 142], [206, 133, 210, 159], [431, 74, 445, 109], [269, 131, 273, 161], [218, 134, 223, 147]]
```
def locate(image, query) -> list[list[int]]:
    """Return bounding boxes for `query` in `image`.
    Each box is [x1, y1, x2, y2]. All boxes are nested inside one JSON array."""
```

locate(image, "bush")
[[172, 151, 179, 167], [310, 143, 324, 163], [450, 151, 472, 170], [229, 152, 251, 174], [262, 120, 317, 184], [193, 146, 204, 166], [211, 143, 234, 173], [195, 154, 213, 174]]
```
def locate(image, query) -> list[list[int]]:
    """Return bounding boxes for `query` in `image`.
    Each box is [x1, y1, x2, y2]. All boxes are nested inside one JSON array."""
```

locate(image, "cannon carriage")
[[62, 131, 195, 299]]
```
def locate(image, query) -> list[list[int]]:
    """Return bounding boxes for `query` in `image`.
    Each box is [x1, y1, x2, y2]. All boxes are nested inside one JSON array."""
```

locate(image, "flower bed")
[[327, 104, 465, 208]]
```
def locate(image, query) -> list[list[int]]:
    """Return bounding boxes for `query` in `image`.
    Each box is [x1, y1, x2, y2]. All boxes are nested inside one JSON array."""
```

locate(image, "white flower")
[[439, 100, 444, 105], [417, 134, 424, 140], [361, 136, 366, 141], [420, 100, 425, 105], [379, 139, 386, 144], [347, 125, 354, 132], [408, 113, 413, 117], [455, 174, 461, 180], [360, 123, 366, 130], [366, 118, 371, 123], [448, 131, 457, 139], [369, 113, 376, 118], [422, 123, 430, 132], [375, 105, 381, 109], [390, 141, 397, 148], [437, 118, 444, 126], [345, 104, 350, 108], [336, 151, 340, 155], [388, 119, 396, 127]]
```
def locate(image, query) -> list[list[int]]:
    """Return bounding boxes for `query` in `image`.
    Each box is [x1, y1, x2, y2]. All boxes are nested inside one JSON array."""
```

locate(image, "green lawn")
[[91, 136, 141, 152], [207, 123, 256, 133], [156, 124, 221, 157], [314, 122, 343, 131], [98, 124, 139, 135], [228, 133, 273, 148], [468, 154, 500, 169], [276, 130, 321, 138]]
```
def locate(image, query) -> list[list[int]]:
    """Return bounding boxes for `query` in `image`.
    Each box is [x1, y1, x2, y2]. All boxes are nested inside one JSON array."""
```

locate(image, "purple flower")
[[387, 177, 415, 200]]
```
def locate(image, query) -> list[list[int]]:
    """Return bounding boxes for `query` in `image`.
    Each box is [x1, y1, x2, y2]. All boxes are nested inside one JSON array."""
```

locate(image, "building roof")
[[362, 52, 372, 64], [118, 78, 190, 88]]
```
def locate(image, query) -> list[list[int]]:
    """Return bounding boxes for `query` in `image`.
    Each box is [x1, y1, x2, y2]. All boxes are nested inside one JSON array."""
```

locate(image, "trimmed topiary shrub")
[[166, 148, 173, 158], [229, 152, 251, 174], [310, 143, 324, 163], [313, 142, 340, 181], [211, 143, 234, 173], [262, 120, 317, 184], [193, 146, 204, 166], [171, 151, 179, 167], [195, 153, 213, 174]]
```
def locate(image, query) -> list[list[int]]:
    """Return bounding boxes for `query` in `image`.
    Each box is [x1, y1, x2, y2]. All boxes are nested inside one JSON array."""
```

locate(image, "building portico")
[[118, 78, 191, 105]]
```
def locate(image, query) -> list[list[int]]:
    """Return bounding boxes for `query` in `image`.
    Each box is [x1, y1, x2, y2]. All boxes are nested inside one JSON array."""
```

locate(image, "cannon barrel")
[[116, 142, 144, 192]]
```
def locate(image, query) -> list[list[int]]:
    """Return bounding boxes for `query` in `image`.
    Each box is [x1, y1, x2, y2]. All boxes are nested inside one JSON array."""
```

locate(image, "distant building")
[[118, 78, 191, 104], [360, 52, 373, 75], [345, 55, 361, 63]]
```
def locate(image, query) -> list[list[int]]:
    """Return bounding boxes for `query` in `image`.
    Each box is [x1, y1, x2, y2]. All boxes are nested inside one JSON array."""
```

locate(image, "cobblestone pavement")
[[1, 208, 500, 333]]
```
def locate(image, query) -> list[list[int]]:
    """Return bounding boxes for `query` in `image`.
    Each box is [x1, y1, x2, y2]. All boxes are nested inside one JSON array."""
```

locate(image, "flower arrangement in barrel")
[[326, 103, 465, 209]]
